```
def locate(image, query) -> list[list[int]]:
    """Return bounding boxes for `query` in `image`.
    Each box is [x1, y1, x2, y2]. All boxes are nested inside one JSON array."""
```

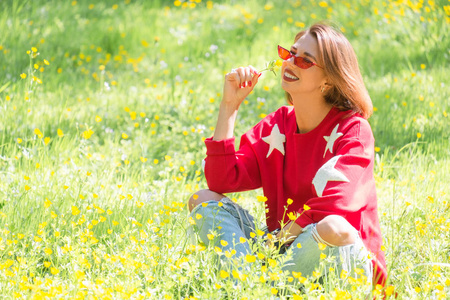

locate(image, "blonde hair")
[[286, 22, 373, 119]]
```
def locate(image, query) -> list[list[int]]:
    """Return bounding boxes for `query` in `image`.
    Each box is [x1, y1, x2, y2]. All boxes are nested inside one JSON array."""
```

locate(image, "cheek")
[[281, 61, 288, 73], [303, 70, 322, 82]]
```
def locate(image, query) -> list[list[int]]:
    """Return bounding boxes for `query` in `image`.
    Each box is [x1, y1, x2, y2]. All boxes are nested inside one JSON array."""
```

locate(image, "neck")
[[292, 95, 333, 134]]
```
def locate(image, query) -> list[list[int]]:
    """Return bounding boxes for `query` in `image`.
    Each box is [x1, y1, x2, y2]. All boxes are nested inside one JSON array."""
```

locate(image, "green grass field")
[[0, 0, 449, 299]]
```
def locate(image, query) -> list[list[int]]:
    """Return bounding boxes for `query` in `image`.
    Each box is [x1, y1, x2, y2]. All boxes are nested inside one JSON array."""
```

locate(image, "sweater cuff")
[[205, 137, 236, 155], [294, 212, 315, 229]]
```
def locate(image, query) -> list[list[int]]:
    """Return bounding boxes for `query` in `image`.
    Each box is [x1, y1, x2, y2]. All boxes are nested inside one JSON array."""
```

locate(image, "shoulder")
[[336, 111, 374, 141], [332, 111, 375, 156]]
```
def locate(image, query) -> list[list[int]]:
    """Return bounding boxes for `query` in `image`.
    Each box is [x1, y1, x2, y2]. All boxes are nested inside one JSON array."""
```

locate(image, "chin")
[[281, 79, 295, 93]]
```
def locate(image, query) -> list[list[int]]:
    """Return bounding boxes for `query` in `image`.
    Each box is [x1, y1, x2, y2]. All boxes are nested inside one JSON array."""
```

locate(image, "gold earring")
[[321, 86, 325, 93]]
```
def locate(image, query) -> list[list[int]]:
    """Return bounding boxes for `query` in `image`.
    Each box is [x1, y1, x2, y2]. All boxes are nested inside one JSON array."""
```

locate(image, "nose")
[[284, 56, 296, 68]]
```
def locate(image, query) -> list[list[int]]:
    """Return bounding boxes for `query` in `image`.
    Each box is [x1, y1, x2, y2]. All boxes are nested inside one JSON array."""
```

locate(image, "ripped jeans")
[[189, 198, 372, 286]]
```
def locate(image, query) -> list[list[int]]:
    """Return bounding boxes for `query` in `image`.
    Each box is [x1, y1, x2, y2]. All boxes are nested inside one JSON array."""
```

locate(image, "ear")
[[324, 83, 332, 90], [320, 76, 330, 87], [320, 79, 332, 93]]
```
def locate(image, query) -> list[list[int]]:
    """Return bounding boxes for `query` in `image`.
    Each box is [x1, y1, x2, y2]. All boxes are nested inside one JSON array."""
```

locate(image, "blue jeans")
[[189, 198, 372, 285]]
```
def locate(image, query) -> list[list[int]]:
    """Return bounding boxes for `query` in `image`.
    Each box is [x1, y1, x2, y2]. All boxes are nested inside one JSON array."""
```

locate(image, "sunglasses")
[[278, 45, 323, 69]]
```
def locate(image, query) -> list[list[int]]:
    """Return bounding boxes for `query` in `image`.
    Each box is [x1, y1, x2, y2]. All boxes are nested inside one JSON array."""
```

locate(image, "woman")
[[188, 22, 387, 288]]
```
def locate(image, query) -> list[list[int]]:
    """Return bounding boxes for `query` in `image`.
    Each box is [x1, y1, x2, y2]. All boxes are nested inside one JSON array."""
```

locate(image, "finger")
[[243, 67, 252, 87], [248, 65, 260, 76], [251, 72, 261, 86], [228, 67, 259, 88], [248, 66, 261, 85], [226, 69, 241, 86], [235, 67, 247, 88]]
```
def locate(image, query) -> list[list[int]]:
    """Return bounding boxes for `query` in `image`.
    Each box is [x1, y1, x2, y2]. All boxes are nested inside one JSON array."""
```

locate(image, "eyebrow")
[[291, 46, 318, 62], [303, 52, 318, 62]]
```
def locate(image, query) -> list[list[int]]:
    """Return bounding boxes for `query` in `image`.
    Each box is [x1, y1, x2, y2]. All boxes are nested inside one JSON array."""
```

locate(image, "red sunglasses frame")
[[278, 45, 323, 69]]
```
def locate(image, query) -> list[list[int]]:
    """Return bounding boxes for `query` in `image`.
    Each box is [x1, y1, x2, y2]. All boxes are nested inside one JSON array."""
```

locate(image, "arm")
[[273, 221, 303, 245], [213, 66, 261, 141], [279, 121, 376, 242], [295, 121, 375, 228], [204, 66, 263, 193]]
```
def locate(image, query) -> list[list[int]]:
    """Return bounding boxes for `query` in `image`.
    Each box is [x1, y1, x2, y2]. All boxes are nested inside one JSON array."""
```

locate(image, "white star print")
[[323, 124, 343, 158], [201, 159, 206, 172], [312, 155, 349, 197], [262, 124, 286, 158]]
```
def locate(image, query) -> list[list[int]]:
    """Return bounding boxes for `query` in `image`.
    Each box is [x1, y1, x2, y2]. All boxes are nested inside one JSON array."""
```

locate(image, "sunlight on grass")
[[0, 0, 448, 298]]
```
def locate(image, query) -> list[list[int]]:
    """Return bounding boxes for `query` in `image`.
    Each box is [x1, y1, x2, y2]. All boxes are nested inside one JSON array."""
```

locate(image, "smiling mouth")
[[283, 70, 299, 81], [284, 72, 299, 80]]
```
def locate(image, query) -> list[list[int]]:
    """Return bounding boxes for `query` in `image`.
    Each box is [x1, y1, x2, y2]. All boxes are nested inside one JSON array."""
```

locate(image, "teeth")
[[284, 72, 299, 80]]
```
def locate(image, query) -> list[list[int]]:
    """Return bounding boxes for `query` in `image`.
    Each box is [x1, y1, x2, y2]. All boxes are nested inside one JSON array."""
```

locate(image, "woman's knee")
[[187, 189, 225, 212], [315, 215, 357, 247]]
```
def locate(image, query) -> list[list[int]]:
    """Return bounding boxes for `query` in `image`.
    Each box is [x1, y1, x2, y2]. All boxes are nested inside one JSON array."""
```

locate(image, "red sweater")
[[204, 106, 387, 286]]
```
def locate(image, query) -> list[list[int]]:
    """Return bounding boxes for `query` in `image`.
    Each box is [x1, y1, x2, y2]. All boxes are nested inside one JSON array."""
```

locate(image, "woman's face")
[[281, 32, 327, 97]]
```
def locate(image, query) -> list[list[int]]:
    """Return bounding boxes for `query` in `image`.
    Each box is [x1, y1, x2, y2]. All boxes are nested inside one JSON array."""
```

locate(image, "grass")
[[0, 0, 449, 299]]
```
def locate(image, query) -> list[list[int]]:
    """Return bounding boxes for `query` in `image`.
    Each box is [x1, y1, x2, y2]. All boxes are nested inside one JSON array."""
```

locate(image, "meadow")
[[0, 0, 449, 298]]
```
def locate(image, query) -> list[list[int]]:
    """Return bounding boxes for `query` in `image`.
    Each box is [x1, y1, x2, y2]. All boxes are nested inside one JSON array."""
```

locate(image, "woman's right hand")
[[222, 66, 261, 110], [213, 66, 261, 141]]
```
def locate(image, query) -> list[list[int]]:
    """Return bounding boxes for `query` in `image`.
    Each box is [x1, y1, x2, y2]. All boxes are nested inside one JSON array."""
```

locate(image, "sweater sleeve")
[[294, 121, 376, 228], [203, 135, 262, 194]]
